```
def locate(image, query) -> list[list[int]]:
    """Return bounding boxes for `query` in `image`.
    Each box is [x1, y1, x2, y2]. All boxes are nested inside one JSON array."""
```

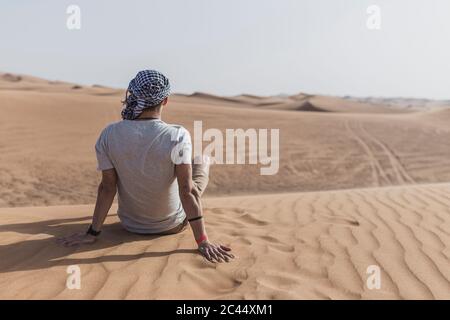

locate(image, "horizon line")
[[2, 70, 449, 103]]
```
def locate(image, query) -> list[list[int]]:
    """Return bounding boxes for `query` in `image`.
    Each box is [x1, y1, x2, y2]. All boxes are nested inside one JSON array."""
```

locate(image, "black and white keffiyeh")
[[121, 70, 171, 120]]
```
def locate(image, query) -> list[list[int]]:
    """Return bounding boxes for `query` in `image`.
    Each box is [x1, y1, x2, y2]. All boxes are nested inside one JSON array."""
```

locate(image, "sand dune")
[[0, 183, 449, 299], [1, 73, 450, 300], [0, 72, 122, 96], [182, 91, 403, 113], [2, 74, 450, 207]]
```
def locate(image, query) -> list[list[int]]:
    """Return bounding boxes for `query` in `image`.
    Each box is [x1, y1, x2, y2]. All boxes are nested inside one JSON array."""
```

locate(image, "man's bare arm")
[[175, 163, 205, 239], [175, 163, 234, 263], [57, 169, 117, 246], [91, 169, 118, 230]]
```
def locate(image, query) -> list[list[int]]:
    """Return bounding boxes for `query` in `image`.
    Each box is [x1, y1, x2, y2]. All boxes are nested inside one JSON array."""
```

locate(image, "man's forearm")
[[91, 183, 116, 231], [180, 190, 207, 243]]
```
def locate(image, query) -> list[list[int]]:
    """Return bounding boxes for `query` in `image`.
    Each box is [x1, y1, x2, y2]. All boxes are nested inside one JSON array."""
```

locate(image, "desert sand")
[[0, 72, 449, 299], [0, 184, 449, 299]]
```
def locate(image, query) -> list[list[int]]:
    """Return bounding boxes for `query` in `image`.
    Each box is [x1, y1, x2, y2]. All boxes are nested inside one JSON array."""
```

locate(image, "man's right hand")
[[56, 232, 97, 247], [198, 241, 234, 263]]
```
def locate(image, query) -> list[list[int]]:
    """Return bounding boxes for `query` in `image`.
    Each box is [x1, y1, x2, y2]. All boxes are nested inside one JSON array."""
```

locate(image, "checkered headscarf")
[[121, 70, 171, 120]]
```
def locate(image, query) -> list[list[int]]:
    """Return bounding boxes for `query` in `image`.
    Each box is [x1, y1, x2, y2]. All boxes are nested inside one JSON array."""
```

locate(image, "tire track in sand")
[[345, 120, 415, 186], [345, 120, 390, 186], [357, 122, 415, 184]]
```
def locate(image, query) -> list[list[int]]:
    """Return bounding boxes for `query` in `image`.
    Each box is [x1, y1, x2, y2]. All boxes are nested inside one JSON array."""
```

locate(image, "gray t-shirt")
[[95, 119, 192, 234]]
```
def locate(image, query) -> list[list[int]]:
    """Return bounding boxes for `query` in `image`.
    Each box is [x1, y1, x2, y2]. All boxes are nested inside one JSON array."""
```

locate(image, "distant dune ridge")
[[0, 72, 449, 299]]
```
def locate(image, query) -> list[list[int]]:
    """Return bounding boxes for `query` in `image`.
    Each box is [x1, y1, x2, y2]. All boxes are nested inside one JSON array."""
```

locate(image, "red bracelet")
[[196, 234, 208, 245]]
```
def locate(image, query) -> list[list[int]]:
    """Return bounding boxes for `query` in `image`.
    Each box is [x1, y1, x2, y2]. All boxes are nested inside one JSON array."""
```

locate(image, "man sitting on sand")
[[58, 70, 234, 263]]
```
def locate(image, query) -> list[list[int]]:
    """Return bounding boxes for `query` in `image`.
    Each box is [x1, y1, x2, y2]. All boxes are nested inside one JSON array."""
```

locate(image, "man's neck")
[[137, 110, 162, 120]]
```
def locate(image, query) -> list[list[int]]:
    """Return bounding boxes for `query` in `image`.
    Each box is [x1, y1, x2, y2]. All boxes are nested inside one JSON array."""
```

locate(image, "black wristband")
[[86, 224, 101, 237], [188, 216, 203, 222]]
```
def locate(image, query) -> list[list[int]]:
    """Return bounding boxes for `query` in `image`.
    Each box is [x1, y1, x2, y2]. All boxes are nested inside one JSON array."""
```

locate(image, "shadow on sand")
[[0, 214, 198, 273]]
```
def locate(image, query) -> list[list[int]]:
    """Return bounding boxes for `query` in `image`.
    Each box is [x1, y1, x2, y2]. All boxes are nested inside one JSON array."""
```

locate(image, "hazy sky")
[[1, 0, 449, 99]]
